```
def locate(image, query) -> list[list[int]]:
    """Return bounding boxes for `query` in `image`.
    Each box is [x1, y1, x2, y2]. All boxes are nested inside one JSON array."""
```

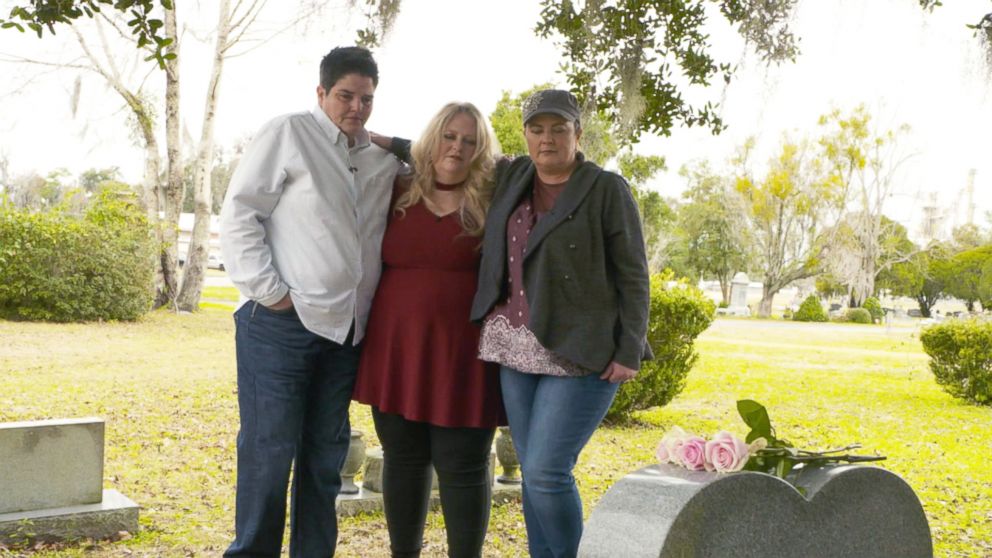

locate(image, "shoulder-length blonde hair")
[[394, 102, 497, 237]]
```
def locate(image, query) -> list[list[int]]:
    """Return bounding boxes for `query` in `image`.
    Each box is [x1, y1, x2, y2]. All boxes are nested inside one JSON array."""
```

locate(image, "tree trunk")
[[121, 91, 166, 307], [141, 138, 170, 308], [177, 0, 231, 312], [160, 5, 182, 310], [758, 283, 775, 317], [851, 247, 876, 308], [718, 273, 732, 306], [126, 96, 173, 309]]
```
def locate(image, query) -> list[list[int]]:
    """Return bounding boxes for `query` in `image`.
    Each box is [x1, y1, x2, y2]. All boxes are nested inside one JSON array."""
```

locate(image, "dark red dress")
[[353, 198, 505, 429]]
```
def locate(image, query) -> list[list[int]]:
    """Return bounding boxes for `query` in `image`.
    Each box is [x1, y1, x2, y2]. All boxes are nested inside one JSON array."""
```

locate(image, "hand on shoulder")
[[368, 131, 392, 151]]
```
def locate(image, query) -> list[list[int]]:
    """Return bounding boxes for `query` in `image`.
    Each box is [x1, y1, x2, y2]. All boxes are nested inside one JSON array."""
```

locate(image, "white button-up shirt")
[[220, 106, 404, 344]]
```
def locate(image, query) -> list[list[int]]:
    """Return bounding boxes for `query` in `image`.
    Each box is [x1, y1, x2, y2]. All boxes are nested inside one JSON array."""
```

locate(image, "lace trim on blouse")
[[479, 314, 588, 377]]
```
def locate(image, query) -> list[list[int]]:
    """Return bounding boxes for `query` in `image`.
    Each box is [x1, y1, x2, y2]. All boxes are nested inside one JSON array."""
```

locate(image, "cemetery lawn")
[[1, 312, 989, 557], [200, 286, 240, 302]]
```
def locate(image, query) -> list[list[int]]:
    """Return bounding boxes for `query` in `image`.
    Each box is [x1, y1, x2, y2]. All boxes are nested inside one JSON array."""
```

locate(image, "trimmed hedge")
[[793, 295, 828, 322], [607, 272, 716, 423], [920, 320, 992, 405], [844, 307, 873, 324], [863, 296, 884, 323], [0, 188, 154, 322]]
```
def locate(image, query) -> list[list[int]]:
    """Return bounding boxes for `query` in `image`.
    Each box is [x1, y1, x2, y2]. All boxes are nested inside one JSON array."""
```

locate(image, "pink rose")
[[704, 431, 750, 473], [656, 426, 690, 464], [675, 435, 708, 471]]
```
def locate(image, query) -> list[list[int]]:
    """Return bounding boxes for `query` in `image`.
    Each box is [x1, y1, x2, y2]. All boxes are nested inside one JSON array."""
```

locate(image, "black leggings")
[[371, 408, 496, 558]]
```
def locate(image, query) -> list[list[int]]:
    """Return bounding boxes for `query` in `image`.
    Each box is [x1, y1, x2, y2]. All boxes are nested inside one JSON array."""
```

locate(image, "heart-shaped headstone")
[[578, 464, 932, 558]]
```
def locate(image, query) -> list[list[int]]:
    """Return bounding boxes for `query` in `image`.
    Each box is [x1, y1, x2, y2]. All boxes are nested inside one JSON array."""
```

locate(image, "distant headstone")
[[716, 272, 751, 317], [360, 447, 386, 493], [578, 464, 932, 558], [0, 418, 139, 544]]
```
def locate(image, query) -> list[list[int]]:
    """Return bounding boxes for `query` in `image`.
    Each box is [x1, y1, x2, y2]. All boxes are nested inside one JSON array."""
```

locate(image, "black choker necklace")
[[435, 180, 465, 191]]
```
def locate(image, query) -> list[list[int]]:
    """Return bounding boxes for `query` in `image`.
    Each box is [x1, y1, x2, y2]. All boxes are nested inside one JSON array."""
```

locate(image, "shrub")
[[863, 297, 884, 323], [793, 295, 827, 322], [606, 272, 716, 423], [920, 320, 992, 405], [844, 308, 873, 324], [0, 187, 154, 322]]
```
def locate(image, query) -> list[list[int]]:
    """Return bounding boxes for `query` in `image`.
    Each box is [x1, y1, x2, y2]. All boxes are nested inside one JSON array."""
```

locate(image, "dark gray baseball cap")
[[522, 89, 581, 126]]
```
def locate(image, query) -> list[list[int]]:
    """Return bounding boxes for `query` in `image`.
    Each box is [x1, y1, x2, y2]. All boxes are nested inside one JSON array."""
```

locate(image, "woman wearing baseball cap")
[[471, 89, 652, 558]]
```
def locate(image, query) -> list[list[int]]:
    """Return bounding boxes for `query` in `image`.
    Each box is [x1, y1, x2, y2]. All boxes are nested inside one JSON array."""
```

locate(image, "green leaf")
[[737, 399, 773, 443]]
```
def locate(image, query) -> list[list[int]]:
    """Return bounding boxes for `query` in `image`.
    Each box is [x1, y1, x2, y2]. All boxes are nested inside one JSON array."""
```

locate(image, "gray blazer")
[[471, 155, 653, 372]]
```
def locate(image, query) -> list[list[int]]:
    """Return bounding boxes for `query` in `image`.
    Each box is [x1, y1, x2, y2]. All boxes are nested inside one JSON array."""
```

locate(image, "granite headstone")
[[578, 463, 932, 558], [0, 418, 139, 544]]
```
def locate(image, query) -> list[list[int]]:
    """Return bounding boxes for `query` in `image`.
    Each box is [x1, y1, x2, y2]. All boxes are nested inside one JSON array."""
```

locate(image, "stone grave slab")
[[0, 418, 139, 545], [0, 490, 139, 543], [0, 418, 104, 514], [578, 463, 932, 558]]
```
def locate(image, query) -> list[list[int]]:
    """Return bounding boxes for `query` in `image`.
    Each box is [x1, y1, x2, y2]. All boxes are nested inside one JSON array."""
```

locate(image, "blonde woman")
[[353, 102, 505, 558]]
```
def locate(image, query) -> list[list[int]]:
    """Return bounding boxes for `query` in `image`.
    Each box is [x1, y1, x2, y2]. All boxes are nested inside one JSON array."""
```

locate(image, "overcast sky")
[[0, 0, 989, 240]]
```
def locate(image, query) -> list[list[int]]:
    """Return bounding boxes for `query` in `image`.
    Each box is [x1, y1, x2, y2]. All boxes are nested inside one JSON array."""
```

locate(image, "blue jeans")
[[499, 367, 619, 558], [225, 302, 359, 558]]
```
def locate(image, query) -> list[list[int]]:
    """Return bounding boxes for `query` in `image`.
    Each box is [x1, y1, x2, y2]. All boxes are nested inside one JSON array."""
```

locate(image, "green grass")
[[200, 286, 240, 302], [0, 312, 988, 557]]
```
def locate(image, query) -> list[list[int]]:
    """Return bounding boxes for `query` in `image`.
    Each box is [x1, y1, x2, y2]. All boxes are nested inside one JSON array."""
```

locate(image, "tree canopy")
[[9, 0, 989, 109], [1, 0, 174, 66], [941, 245, 992, 312], [535, 0, 800, 140], [0, 0, 402, 66], [675, 161, 750, 303], [733, 135, 846, 316], [816, 106, 913, 306], [878, 243, 949, 318], [535, 0, 992, 142]]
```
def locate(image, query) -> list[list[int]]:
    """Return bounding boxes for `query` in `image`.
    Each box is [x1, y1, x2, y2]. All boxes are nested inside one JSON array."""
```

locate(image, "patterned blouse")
[[478, 178, 592, 377]]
